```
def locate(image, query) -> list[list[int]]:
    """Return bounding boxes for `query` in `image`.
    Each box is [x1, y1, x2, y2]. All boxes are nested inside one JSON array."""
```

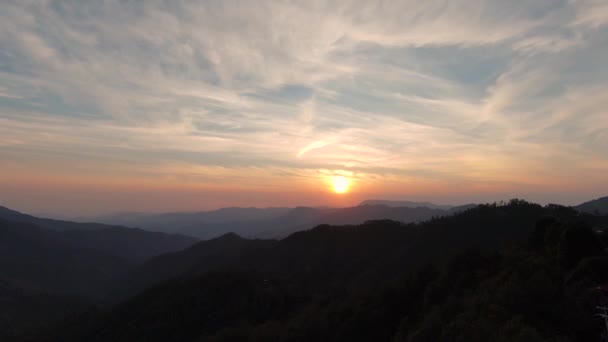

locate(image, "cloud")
[[1, 0, 608, 213], [297, 139, 333, 159], [571, 0, 608, 29]]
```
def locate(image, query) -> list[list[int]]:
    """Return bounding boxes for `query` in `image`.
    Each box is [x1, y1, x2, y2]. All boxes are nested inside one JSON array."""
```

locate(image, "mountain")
[[119, 233, 278, 297], [257, 204, 476, 238], [0, 207, 198, 338], [320, 205, 452, 225], [359, 199, 453, 210], [119, 200, 546, 302], [0, 206, 123, 231], [251, 206, 337, 238], [576, 196, 608, 215], [38, 200, 608, 342], [0, 206, 200, 340], [87, 204, 474, 240], [0, 219, 130, 296], [91, 207, 297, 239], [92, 207, 292, 232], [0, 206, 198, 261], [0, 285, 91, 342]]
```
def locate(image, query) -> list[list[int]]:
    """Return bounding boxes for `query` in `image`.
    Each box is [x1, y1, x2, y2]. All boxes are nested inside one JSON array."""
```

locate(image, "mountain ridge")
[[0, 206, 198, 262], [576, 196, 608, 215], [86, 202, 475, 239], [118, 200, 545, 298], [358, 199, 454, 210], [38, 200, 608, 342]]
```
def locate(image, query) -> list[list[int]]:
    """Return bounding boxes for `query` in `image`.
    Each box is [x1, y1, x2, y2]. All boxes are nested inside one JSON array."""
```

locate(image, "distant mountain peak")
[[358, 200, 452, 210], [215, 232, 243, 241], [576, 196, 608, 215], [0, 206, 36, 220]]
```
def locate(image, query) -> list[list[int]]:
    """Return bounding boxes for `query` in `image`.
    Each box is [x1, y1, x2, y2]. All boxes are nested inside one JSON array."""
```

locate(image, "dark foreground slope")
[[33, 200, 608, 342], [120, 233, 278, 297], [0, 219, 130, 341], [0, 285, 91, 342], [0, 219, 130, 296], [0, 208, 197, 341]]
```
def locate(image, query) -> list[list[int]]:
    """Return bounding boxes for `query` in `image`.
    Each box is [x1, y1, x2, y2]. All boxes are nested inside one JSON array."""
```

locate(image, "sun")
[[331, 175, 350, 194]]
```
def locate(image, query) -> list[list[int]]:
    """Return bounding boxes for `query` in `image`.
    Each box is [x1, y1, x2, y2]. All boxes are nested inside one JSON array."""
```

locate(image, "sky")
[[1, 0, 608, 216]]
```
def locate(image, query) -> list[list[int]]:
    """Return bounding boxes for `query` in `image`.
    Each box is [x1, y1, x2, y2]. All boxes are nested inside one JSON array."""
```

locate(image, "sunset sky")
[[1, 1, 608, 216]]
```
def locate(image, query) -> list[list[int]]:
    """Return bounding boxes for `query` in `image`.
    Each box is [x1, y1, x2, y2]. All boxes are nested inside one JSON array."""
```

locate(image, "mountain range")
[[30, 199, 608, 342], [87, 202, 476, 239], [2, 197, 608, 341], [0, 206, 198, 299], [116, 200, 544, 297], [0, 200, 475, 298], [358, 199, 453, 210], [0, 206, 198, 261]]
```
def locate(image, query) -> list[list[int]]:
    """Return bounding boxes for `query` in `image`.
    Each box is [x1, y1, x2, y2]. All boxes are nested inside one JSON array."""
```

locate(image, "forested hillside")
[[29, 200, 608, 342]]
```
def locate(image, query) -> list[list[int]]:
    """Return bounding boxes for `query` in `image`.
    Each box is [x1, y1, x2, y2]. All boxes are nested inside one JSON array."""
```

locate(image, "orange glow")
[[332, 176, 351, 194]]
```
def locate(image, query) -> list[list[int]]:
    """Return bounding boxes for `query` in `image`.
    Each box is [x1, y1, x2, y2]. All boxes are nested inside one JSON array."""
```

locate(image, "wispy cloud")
[[1, 0, 607, 213]]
